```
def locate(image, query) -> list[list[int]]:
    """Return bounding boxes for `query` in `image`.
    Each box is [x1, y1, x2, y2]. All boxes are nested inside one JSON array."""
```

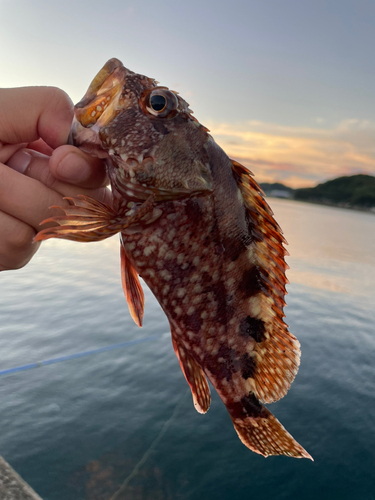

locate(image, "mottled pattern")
[[36, 59, 311, 460]]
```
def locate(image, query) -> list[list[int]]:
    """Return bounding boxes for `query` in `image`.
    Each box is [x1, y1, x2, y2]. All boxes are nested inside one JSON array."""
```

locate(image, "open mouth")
[[74, 58, 126, 129]]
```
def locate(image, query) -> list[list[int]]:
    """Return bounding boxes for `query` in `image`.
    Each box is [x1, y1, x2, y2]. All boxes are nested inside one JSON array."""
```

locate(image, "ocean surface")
[[0, 198, 374, 500]]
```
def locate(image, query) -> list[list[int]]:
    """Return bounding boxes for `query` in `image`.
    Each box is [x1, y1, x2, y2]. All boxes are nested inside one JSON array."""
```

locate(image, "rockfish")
[[35, 58, 311, 459]]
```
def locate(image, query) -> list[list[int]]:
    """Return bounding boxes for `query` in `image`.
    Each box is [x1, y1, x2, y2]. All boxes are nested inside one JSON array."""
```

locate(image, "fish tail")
[[228, 394, 313, 459]]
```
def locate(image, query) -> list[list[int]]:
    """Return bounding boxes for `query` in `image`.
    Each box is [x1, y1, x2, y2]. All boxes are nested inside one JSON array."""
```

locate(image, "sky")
[[1, 0, 375, 187]]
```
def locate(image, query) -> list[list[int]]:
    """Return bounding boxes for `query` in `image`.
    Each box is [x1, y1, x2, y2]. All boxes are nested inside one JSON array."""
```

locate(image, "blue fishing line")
[[0, 335, 161, 377]]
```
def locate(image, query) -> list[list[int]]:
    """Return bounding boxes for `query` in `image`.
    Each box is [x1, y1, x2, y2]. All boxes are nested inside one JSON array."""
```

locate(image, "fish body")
[[36, 59, 311, 459]]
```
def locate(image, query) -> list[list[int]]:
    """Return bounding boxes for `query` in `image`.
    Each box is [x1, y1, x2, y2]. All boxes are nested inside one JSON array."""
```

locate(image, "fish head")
[[69, 58, 213, 199]]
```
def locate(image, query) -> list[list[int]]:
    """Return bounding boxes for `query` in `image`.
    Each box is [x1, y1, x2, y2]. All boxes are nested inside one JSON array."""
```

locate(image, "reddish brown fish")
[[35, 58, 312, 459]]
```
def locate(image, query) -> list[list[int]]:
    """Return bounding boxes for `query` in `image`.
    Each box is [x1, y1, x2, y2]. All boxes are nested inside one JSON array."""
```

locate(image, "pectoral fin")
[[171, 333, 211, 414], [121, 245, 144, 327], [34, 194, 155, 243]]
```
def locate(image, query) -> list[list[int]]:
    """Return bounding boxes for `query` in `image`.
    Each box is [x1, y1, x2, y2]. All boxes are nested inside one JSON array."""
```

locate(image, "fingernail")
[[57, 153, 91, 183], [7, 150, 32, 174]]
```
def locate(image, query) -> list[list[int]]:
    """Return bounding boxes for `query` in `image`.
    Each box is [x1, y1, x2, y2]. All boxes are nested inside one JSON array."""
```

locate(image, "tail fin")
[[228, 393, 312, 459]]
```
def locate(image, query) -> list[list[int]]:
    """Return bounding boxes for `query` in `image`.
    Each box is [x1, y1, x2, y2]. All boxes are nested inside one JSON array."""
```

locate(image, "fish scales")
[[35, 58, 312, 460]]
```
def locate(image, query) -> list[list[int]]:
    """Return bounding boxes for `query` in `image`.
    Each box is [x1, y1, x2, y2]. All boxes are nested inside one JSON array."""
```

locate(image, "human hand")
[[0, 86, 111, 271]]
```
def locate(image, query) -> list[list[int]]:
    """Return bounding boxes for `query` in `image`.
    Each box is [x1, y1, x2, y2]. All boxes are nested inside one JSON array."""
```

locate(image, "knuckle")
[[44, 87, 73, 114]]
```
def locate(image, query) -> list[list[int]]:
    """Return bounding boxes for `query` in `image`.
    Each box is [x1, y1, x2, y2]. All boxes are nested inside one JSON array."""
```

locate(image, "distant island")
[[260, 174, 375, 211]]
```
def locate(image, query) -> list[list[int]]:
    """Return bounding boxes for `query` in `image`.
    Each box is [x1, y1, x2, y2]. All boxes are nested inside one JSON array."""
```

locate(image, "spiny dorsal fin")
[[231, 160, 300, 404], [171, 333, 211, 414], [120, 245, 145, 327]]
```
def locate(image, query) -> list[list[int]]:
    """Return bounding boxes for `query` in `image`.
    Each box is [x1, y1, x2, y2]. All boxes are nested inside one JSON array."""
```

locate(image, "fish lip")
[[73, 58, 127, 130]]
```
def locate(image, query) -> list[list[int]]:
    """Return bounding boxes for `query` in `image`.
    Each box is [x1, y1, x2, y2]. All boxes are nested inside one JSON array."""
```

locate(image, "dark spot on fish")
[[239, 266, 268, 296], [184, 309, 203, 331], [163, 258, 179, 277], [239, 316, 266, 343], [151, 120, 170, 135], [185, 198, 204, 225], [227, 392, 265, 419], [240, 392, 264, 417], [205, 345, 240, 382], [215, 244, 225, 255], [240, 353, 257, 379], [223, 235, 248, 262]]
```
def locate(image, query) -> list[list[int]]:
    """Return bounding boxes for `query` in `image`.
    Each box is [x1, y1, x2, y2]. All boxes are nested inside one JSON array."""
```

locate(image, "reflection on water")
[[0, 199, 374, 500]]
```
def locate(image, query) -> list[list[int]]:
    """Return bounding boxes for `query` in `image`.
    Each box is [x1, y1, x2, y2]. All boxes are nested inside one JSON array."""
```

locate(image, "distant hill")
[[259, 175, 375, 210], [259, 182, 294, 194], [259, 182, 294, 198], [294, 174, 375, 209]]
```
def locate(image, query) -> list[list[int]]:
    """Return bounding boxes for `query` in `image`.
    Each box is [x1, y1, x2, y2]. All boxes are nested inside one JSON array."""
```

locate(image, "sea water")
[[0, 198, 374, 499]]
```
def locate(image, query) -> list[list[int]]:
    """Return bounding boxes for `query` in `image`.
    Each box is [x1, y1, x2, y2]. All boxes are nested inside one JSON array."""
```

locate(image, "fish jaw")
[[68, 58, 129, 157]]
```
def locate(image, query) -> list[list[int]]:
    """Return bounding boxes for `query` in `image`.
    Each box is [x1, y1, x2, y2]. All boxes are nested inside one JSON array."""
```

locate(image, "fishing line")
[[0, 335, 162, 378], [109, 388, 189, 500]]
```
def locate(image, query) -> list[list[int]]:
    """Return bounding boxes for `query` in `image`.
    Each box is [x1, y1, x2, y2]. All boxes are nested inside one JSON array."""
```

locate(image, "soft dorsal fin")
[[120, 245, 145, 327], [231, 159, 301, 404], [171, 333, 211, 414]]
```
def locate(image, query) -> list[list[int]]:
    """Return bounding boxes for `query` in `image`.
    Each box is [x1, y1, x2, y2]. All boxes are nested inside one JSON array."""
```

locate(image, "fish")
[[35, 58, 312, 459]]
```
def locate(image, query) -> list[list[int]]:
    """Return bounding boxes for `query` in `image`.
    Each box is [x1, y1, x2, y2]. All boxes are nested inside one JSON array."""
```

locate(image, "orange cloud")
[[206, 119, 375, 188]]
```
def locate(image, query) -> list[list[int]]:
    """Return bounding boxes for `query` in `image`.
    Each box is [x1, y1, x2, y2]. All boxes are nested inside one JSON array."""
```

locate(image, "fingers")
[[0, 211, 40, 272], [0, 87, 73, 148], [2, 150, 111, 232], [50, 145, 109, 188]]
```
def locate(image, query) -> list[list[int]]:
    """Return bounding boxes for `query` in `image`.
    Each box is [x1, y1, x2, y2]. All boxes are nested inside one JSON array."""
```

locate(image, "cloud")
[[206, 119, 375, 188]]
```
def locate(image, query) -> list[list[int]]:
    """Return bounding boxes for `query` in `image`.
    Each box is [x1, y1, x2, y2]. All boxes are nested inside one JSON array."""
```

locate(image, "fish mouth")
[[68, 58, 126, 153], [74, 58, 126, 129]]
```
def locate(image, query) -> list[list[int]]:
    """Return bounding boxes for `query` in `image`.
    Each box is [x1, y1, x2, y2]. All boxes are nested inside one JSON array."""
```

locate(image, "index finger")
[[0, 87, 73, 149]]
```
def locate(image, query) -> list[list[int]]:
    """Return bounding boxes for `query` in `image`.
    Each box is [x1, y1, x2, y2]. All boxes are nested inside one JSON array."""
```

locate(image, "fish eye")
[[150, 94, 166, 112], [142, 88, 178, 118]]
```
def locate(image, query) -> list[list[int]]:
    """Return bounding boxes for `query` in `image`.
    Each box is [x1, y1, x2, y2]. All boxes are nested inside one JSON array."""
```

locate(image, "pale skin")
[[0, 86, 111, 271]]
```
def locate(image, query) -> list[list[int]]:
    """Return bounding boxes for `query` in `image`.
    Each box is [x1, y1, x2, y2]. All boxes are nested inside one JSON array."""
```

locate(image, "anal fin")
[[171, 333, 211, 414], [121, 245, 144, 327]]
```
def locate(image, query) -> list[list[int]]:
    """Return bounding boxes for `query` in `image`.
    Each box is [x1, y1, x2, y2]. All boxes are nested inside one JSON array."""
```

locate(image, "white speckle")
[[158, 244, 168, 259], [174, 306, 182, 316], [91, 110, 96, 117], [193, 295, 201, 305], [160, 269, 172, 281], [190, 273, 200, 283], [177, 253, 185, 264], [201, 311, 208, 319], [96, 105, 102, 111], [143, 245, 156, 257], [145, 269, 156, 278], [166, 229, 176, 242], [227, 261, 236, 271], [192, 284, 202, 294], [165, 250, 175, 260], [162, 285, 170, 295], [212, 270, 219, 281], [176, 288, 186, 298], [193, 256, 200, 266]]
